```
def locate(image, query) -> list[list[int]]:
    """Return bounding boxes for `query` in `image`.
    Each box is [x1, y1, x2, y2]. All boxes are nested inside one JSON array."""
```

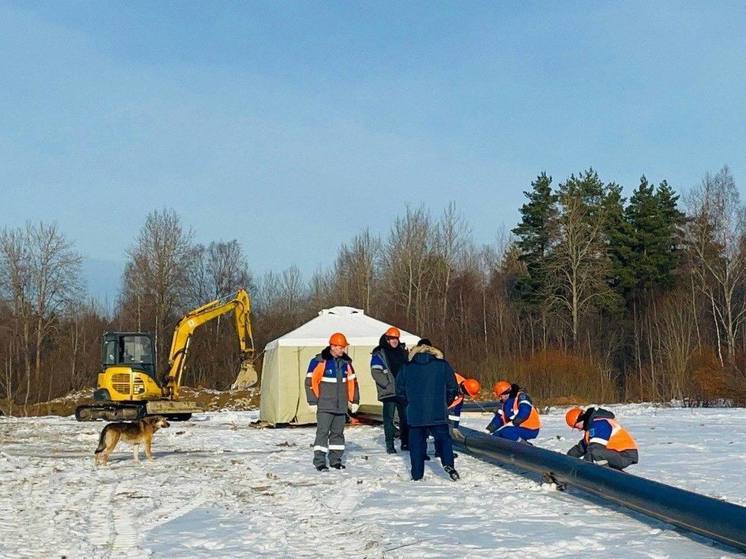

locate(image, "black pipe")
[[454, 425, 746, 553]]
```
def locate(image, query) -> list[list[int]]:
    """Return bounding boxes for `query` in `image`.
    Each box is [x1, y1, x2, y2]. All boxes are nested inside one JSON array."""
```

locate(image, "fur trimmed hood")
[[408, 343, 444, 361], [320, 346, 352, 362]]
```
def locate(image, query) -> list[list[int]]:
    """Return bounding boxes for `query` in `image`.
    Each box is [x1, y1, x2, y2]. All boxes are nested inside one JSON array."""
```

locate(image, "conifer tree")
[[511, 173, 557, 308]]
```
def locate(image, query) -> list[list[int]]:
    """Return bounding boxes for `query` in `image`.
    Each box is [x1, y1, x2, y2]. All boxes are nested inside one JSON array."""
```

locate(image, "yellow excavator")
[[75, 289, 257, 422]]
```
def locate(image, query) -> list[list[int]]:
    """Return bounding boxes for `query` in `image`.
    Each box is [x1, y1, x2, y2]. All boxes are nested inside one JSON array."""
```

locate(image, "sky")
[[2, 1, 746, 304]]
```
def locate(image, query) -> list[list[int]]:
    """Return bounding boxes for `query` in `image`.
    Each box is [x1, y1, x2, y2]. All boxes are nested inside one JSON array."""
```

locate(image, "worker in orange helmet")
[[305, 332, 360, 471], [370, 326, 410, 454], [485, 380, 541, 443], [565, 406, 638, 470], [448, 375, 481, 429]]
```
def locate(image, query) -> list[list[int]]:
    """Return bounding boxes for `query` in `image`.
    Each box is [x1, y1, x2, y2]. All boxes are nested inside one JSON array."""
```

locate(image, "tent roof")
[[263, 306, 419, 350]]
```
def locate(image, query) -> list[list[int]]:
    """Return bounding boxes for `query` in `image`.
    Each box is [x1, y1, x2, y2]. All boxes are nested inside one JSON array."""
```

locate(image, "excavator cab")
[[102, 332, 157, 380]]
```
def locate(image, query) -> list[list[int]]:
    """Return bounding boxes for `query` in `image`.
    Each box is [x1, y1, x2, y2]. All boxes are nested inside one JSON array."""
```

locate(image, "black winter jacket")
[[396, 344, 458, 427]]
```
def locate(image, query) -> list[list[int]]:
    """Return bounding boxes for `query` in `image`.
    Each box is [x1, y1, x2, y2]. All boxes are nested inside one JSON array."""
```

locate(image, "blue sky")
[[2, 2, 746, 303]]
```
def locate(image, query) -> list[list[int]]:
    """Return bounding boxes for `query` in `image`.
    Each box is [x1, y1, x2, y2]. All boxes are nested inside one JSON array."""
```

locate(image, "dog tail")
[[95, 426, 108, 454]]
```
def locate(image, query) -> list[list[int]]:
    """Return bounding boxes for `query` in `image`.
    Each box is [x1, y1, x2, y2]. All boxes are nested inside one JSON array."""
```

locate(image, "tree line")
[[2, 166, 745, 413]]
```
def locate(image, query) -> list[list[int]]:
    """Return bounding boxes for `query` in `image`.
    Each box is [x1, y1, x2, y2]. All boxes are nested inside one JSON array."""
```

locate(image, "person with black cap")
[[396, 338, 460, 481], [370, 326, 410, 453]]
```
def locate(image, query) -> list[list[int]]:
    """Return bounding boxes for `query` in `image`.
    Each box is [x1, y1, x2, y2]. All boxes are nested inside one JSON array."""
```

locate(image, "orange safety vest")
[[584, 418, 638, 451], [509, 392, 541, 430], [310, 359, 357, 402], [449, 373, 466, 409]]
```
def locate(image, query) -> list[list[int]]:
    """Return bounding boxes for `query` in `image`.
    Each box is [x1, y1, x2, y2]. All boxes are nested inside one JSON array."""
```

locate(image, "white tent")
[[259, 306, 419, 425]]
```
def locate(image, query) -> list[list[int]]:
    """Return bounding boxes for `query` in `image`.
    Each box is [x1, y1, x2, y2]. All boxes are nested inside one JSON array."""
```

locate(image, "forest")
[[2, 166, 745, 413]]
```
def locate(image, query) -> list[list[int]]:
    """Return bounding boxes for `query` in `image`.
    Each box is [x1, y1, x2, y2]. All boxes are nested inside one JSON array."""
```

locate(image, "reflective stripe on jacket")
[[584, 418, 638, 451], [505, 392, 541, 430], [305, 349, 359, 414]]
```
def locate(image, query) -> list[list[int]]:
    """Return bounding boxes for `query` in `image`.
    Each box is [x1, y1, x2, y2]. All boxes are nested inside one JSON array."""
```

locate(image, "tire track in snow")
[[87, 478, 116, 552]]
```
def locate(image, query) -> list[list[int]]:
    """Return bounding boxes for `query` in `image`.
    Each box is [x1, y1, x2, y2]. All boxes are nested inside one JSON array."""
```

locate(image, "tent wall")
[[260, 343, 390, 425]]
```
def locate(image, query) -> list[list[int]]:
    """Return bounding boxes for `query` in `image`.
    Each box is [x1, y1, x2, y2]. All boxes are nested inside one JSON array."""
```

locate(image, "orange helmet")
[[493, 380, 511, 396], [565, 407, 584, 428], [462, 379, 481, 397], [329, 332, 348, 347], [384, 326, 401, 338]]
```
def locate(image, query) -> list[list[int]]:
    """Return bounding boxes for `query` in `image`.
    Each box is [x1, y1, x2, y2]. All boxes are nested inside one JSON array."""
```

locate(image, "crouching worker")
[[565, 406, 638, 471], [448, 374, 481, 429], [397, 339, 460, 481], [486, 380, 541, 443], [306, 332, 360, 472]]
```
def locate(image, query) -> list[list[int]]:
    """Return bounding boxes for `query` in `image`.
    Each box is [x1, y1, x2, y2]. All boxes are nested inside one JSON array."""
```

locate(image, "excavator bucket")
[[231, 360, 258, 390]]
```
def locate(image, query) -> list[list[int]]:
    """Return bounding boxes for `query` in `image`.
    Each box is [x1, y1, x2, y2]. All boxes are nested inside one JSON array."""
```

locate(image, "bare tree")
[[122, 209, 195, 372], [549, 183, 614, 347], [686, 167, 746, 366], [333, 229, 381, 312], [434, 202, 469, 337], [657, 291, 696, 400], [382, 206, 434, 331], [0, 228, 32, 407], [26, 223, 83, 401]]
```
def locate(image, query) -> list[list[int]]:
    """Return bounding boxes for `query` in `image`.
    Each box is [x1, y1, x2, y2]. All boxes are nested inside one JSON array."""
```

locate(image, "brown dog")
[[94, 416, 170, 465]]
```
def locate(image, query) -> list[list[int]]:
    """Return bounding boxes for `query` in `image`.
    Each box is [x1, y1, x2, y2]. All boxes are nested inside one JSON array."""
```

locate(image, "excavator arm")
[[162, 289, 256, 399]]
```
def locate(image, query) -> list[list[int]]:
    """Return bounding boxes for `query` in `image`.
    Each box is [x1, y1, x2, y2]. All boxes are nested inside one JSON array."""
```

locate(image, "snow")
[[1, 405, 744, 558]]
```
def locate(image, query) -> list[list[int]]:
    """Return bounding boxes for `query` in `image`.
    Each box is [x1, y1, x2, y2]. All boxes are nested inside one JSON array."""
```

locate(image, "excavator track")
[[75, 402, 145, 422], [75, 400, 200, 422]]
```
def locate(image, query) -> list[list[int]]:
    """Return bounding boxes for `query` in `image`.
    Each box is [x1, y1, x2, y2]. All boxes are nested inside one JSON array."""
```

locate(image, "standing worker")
[[486, 380, 541, 443], [396, 339, 460, 481], [565, 406, 638, 470], [448, 374, 481, 429], [306, 332, 360, 471], [370, 326, 410, 454]]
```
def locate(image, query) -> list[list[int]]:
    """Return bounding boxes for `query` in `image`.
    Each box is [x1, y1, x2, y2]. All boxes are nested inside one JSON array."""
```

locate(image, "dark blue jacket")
[[396, 344, 458, 427]]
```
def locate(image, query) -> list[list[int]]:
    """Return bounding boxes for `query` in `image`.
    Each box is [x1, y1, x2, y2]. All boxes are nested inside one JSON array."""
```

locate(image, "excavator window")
[[102, 334, 156, 378]]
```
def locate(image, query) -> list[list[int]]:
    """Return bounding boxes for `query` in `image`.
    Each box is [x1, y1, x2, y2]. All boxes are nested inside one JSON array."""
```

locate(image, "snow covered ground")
[[1, 405, 745, 558]]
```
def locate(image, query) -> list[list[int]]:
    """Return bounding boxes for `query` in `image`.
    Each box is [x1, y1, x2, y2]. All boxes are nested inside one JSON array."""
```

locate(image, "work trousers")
[[584, 446, 638, 471], [382, 399, 409, 450], [313, 412, 346, 468], [409, 424, 454, 480], [493, 425, 539, 442]]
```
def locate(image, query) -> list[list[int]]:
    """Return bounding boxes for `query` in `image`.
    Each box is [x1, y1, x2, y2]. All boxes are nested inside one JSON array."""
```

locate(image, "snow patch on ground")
[[0, 406, 744, 558]]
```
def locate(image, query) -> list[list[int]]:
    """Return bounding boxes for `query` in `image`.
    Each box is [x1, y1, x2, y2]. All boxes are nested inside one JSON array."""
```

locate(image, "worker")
[[485, 380, 541, 443], [565, 406, 638, 470], [448, 374, 481, 429], [370, 326, 409, 454], [396, 338, 460, 481], [305, 332, 360, 472]]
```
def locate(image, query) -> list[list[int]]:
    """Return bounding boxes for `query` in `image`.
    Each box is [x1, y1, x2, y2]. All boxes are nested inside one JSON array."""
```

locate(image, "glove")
[[348, 403, 360, 414], [308, 404, 318, 414]]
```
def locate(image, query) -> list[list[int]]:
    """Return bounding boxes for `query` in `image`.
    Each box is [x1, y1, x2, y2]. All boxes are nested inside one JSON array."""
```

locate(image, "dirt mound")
[[3, 386, 260, 418]]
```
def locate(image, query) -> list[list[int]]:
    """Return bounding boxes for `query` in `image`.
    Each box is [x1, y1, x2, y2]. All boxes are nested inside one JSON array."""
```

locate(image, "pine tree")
[[511, 172, 558, 308], [654, 180, 686, 288], [602, 183, 635, 301], [626, 176, 685, 291]]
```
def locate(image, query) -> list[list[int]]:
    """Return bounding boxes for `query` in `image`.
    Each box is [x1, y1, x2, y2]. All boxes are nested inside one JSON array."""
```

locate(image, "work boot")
[[386, 447, 397, 454], [444, 465, 460, 481], [331, 463, 346, 470], [316, 465, 329, 472], [400, 443, 409, 451], [424, 454, 431, 461]]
